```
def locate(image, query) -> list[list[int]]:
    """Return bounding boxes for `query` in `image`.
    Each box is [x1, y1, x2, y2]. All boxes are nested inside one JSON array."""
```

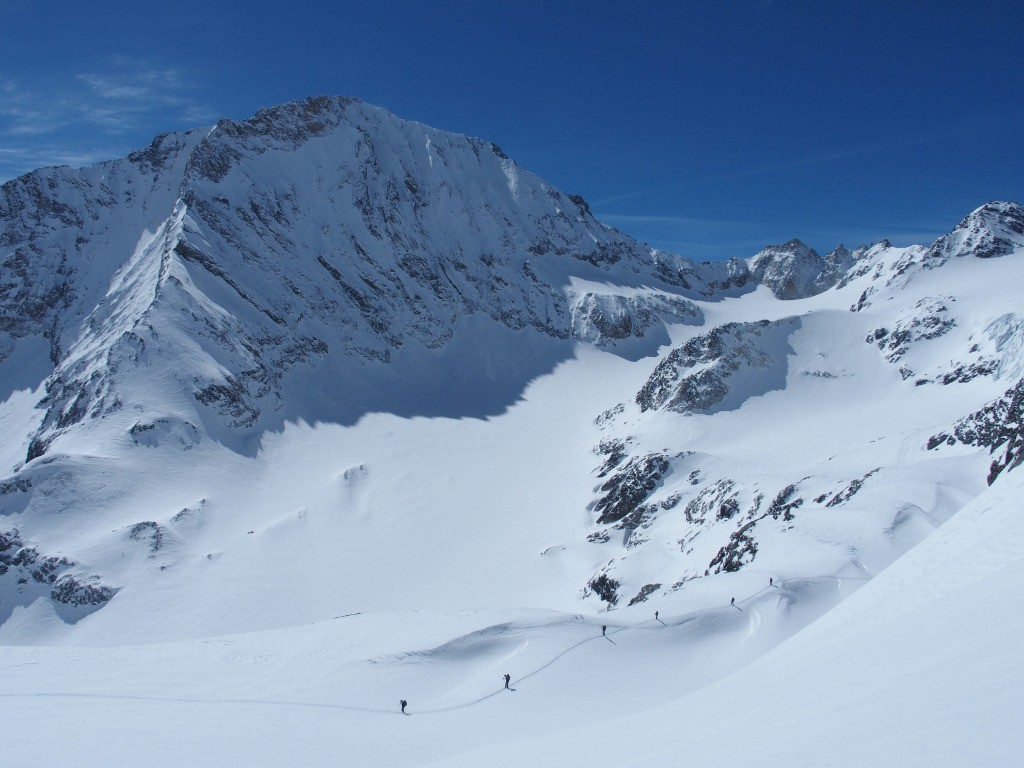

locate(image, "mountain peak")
[[748, 238, 825, 299], [929, 200, 1024, 260], [782, 237, 814, 252]]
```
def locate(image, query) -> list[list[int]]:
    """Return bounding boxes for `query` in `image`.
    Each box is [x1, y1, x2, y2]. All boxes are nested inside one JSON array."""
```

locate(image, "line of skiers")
[[400, 578, 778, 712], [400, 673, 512, 713]]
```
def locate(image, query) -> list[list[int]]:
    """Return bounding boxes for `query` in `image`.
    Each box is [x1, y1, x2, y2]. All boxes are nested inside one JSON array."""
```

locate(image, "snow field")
[[0, 573, 862, 767]]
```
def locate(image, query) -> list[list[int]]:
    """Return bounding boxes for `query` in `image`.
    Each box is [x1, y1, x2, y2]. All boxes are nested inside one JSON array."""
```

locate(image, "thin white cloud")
[[593, 117, 1024, 209], [600, 213, 753, 229], [592, 146, 893, 208], [598, 212, 764, 260], [0, 57, 216, 180], [77, 73, 150, 100]]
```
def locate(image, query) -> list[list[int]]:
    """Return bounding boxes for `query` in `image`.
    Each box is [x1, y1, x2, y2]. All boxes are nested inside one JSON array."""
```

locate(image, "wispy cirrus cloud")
[[593, 116, 1024, 209], [598, 212, 765, 260], [592, 145, 900, 209], [0, 57, 216, 180]]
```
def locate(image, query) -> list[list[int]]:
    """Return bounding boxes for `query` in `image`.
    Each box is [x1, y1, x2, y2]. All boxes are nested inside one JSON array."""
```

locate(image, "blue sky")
[[1, 0, 1021, 260]]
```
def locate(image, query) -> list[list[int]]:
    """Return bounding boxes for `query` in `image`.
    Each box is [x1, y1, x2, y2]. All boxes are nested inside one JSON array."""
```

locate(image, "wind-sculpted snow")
[[985, 312, 1024, 382], [636, 317, 800, 414]]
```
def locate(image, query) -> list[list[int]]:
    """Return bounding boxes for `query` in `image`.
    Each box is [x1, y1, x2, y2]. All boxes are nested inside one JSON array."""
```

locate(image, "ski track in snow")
[[0, 575, 856, 716]]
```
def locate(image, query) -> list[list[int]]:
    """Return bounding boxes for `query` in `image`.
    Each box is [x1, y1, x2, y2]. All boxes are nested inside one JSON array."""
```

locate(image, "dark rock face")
[[936, 360, 998, 385], [820, 244, 858, 290], [824, 469, 880, 508], [684, 480, 739, 525], [636, 318, 799, 414], [1, 126, 205, 371], [748, 239, 828, 300], [0, 528, 116, 617], [172, 96, 689, 366], [128, 521, 170, 555], [867, 296, 1005, 386], [594, 438, 630, 478], [570, 292, 701, 346], [50, 574, 117, 606], [766, 484, 803, 521], [586, 573, 620, 606], [0, 530, 69, 579], [708, 521, 758, 573], [868, 297, 957, 363], [0, 529, 29, 576], [695, 257, 752, 297], [928, 376, 1024, 484], [0, 174, 82, 354], [627, 583, 661, 605], [130, 418, 201, 449], [593, 454, 671, 525], [703, 483, 804, 574]]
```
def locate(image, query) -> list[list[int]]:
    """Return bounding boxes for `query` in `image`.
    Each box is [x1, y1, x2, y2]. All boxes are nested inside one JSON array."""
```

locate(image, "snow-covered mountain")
[[1, 96, 1022, 766]]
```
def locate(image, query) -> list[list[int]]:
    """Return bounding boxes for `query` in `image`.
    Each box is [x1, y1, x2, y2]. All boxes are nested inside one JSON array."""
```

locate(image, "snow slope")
[[1, 451, 1018, 767], [425, 459, 1024, 768]]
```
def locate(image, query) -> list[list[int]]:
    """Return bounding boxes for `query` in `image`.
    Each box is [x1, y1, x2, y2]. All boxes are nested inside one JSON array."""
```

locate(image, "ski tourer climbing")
[[655, 610, 659, 621], [602, 624, 607, 636], [730, 597, 735, 605], [400, 699, 407, 714], [504, 673, 511, 689]]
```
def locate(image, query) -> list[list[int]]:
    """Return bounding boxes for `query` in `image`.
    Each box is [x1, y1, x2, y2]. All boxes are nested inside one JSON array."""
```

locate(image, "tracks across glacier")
[[0, 575, 868, 717]]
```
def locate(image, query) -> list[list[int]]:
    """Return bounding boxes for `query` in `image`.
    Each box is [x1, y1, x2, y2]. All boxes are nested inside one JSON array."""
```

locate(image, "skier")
[[602, 624, 607, 636], [504, 673, 511, 689], [769, 577, 773, 587], [655, 610, 659, 621], [400, 699, 407, 714], [730, 597, 735, 606]]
